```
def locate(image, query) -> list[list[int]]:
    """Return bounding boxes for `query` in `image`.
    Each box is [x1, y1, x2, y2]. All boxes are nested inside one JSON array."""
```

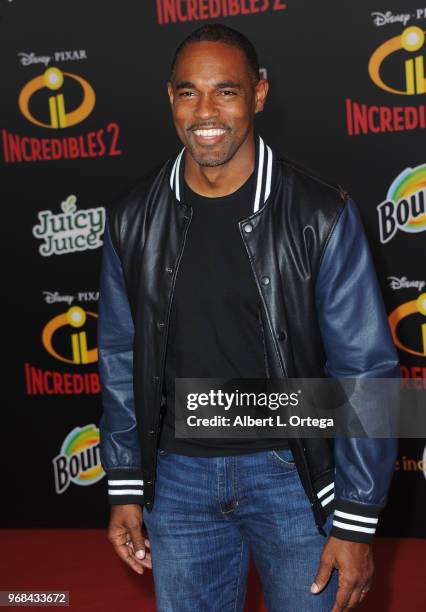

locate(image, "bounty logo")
[[388, 293, 426, 357], [32, 195, 105, 257], [377, 165, 426, 243], [42, 306, 98, 364], [369, 26, 426, 95], [52, 424, 104, 494], [19, 67, 95, 128]]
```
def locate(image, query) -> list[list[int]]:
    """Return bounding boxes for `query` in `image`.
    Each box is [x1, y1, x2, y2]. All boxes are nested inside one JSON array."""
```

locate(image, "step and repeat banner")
[[1, 1, 425, 535]]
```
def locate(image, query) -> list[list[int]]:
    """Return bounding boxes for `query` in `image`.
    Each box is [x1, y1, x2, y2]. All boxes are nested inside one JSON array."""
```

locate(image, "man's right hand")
[[107, 504, 152, 575]]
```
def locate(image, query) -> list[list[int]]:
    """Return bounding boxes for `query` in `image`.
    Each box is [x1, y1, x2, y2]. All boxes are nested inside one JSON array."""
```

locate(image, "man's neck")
[[184, 132, 255, 198]]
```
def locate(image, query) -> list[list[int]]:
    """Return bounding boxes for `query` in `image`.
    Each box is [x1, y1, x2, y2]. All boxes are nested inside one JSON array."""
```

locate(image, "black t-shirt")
[[158, 172, 288, 455]]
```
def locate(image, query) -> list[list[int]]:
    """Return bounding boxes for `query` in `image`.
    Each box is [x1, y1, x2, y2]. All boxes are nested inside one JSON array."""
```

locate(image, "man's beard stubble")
[[185, 135, 246, 168], [185, 140, 234, 167]]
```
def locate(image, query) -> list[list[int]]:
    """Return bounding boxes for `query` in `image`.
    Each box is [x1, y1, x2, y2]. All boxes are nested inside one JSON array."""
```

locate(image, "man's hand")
[[107, 504, 152, 575], [311, 536, 374, 611]]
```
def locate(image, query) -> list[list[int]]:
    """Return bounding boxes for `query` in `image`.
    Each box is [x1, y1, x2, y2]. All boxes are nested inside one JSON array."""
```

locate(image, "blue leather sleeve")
[[98, 215, 143, 504], [315, 197, 400, 543]]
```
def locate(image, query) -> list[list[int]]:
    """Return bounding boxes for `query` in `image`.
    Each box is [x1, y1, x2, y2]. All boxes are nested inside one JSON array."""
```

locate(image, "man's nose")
[[194, 93, 219, 120]]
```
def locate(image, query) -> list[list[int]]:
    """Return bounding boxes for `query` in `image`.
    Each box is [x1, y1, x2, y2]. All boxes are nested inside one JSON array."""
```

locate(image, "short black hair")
[[170, 23, 260, 83]]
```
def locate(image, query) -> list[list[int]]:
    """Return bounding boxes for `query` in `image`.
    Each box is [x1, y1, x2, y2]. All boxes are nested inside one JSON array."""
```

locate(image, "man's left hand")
[[311, 536, 374, 611]]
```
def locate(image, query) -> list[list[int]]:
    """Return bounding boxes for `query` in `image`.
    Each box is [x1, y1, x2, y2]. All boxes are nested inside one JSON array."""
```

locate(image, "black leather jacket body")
[[98, 136, 400, 544]]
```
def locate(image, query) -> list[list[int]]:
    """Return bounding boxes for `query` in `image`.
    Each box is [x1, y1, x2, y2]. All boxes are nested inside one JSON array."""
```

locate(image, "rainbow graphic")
[[386, 164, 426, 232]]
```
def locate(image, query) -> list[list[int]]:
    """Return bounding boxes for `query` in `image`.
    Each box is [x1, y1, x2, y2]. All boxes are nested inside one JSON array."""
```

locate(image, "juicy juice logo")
[[377, 165, 426, 243], [52, 424, 104, 494], [32, 195, 105, 256]]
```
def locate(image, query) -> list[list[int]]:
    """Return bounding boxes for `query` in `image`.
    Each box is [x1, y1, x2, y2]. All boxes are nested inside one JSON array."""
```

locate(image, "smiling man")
[[98, 24, 399, 612]]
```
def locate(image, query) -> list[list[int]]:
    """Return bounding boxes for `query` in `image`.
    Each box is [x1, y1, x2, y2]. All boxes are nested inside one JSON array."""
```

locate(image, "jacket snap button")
[[261, 276, 270, 286], [165, 267, 173, 274], [148, 429, 155, 435], [153, 376, 159, 382], [157, 322, 165, 330], [277, 331, 287, 341], [244, 223, 253, 233]]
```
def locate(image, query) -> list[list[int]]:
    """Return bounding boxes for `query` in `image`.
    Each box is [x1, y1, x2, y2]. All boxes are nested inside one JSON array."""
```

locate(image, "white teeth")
[[193, 129, 226, 137]]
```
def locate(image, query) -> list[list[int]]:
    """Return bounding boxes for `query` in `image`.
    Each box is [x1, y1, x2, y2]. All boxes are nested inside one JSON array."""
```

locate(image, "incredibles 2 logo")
[[156, 0, 287, 25], [346, 27, 426, 136], [24, 306, 100, 396], [2, 67, 122, 163]]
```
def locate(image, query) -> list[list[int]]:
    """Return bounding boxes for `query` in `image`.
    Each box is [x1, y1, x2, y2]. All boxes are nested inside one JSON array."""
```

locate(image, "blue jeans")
[[143, 448, 338, 612]]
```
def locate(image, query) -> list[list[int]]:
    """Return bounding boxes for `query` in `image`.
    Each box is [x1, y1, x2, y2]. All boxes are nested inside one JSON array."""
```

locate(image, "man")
[[98, 24, 399, 612]]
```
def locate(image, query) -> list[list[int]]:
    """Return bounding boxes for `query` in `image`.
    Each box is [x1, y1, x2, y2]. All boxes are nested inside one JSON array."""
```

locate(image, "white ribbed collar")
[[169, 135, 275, 213]]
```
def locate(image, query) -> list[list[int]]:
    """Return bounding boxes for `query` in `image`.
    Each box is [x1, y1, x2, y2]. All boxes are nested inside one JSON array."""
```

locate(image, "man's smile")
[[190, 127, 229, 146]]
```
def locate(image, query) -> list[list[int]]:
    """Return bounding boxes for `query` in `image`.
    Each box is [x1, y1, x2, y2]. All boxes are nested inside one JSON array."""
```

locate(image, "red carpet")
[[0, 530, 424, 611]]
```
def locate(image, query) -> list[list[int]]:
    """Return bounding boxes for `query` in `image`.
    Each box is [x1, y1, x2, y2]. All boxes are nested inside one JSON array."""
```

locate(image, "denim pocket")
[[269, 448, 296, 468]]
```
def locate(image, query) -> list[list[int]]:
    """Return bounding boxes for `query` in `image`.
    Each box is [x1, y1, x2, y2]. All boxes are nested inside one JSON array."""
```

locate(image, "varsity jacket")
[[97, 135, 400, 545]]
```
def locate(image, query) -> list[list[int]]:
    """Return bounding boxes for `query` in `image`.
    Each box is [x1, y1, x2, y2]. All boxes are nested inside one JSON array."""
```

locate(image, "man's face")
[[168, 41, 268, 167]]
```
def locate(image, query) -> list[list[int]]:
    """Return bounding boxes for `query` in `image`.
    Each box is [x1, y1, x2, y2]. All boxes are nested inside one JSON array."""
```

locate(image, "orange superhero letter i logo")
[[369, 26, 426, 95], [19, 67, 96, 128], [42, 307, 98, 364], [389, 294, 426, 357]]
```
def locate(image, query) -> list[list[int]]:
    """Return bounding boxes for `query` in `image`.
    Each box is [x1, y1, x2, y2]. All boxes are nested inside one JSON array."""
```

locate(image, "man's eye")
[[179, 91, 195, 97], [220, 90, 237, 96]]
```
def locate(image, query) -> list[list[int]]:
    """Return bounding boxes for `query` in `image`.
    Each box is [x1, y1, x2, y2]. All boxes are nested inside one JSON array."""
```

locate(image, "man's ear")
[[167, 81, 174, 107], [254, 79, 269, 114]]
